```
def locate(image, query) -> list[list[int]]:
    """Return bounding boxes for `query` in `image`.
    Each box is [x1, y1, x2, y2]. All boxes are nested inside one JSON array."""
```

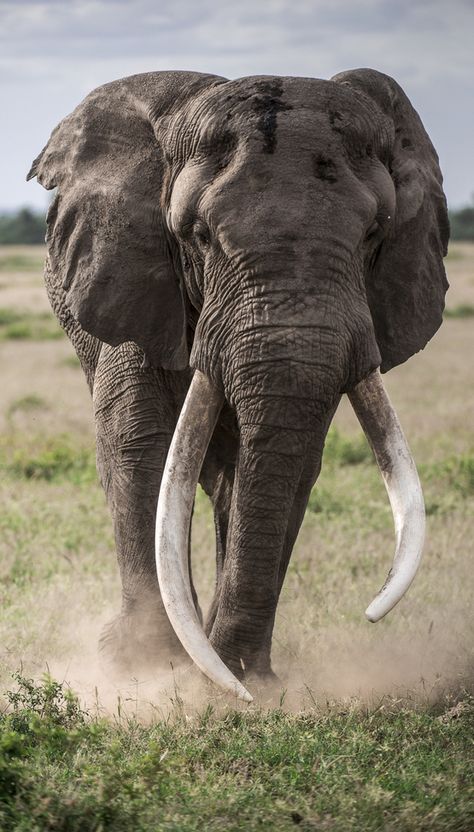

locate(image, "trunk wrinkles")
[[208, 332, 345, 675]]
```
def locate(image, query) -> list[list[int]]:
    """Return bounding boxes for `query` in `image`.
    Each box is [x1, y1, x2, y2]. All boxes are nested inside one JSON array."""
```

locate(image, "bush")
[[324, 427, 372, 467], [449, 203, 474, 241], [444, 304, 474, 319], [1, 435, 96, 484], [0, 208, 46, 245]]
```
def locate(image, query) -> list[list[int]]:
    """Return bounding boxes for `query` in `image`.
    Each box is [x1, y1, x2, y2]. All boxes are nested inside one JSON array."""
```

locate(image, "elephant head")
[[29, 68, 448, 700]]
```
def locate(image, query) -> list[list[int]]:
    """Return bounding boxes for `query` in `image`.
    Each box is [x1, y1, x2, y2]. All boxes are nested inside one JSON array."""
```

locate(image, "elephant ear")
[[332, 68, 449, 372], [27, 71, 225, 369]]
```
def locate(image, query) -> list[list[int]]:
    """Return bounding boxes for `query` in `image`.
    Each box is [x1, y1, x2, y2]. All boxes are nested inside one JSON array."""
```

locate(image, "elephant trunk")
[[206, 373, 333, 677], [155, 366, 425, 700]]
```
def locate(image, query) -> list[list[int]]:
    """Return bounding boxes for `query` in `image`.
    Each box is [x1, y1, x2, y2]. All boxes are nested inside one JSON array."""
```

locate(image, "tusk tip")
[[365, 601, 384, 623], [233, 680, 253, 702], [219, 672, 253, 702]]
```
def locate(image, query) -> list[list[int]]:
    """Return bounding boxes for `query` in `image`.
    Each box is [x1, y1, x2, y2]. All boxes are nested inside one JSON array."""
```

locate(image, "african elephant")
[[28, 68, 448, 702]]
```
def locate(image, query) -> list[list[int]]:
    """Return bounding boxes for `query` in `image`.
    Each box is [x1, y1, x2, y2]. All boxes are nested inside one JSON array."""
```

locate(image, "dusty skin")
[[0, 244, 473, 717]]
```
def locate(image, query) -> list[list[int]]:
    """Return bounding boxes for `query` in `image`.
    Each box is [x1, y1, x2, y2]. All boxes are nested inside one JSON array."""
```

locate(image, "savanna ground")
[[0, 244, 473, 830]]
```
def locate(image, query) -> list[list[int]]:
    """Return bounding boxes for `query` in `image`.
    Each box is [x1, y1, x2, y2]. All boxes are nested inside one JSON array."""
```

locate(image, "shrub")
[[0, 208, 46, 245]]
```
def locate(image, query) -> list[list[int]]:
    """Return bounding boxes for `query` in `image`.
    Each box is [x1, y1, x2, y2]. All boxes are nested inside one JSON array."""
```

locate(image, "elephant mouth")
[[154, 368, 425, 702]]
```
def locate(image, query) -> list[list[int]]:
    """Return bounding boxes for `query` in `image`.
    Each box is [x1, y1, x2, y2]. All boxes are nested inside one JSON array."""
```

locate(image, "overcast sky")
[[1, 0, 473, 211]]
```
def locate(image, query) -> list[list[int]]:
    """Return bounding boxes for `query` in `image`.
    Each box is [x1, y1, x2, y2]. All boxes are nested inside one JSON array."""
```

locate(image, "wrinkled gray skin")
[[29, 69, 448, 681]]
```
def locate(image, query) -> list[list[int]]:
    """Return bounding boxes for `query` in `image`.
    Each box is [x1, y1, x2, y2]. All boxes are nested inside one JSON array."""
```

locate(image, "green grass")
[[60, 354, 82, 369], [431, 452, 474, 497], [0, 309, 22, 325], [323, 426, 373, 467], [0, 430, 472, 829], [311, 428, 474, 520], [0, 408, 472, 829], [4, 428, 471, 522], [7, 394, 48, 418], [0, 434, 96, 484], [0, 308, 63, 340], [0, 675, 472, 832], [420, 451, 474, 516], [0, 252, 44, 272], [1, 242, 473, 830], [444, 304, 474, 319]]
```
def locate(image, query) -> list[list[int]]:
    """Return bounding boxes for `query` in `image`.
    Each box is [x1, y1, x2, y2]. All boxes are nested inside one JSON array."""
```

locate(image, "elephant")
[[28, 68, 448, 702]]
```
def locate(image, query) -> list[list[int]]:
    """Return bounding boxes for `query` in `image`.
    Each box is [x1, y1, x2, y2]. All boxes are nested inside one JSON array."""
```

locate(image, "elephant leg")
[[199, 407, 238, 637], [93, 341, 190, 675], [200, 468, 234, 636]]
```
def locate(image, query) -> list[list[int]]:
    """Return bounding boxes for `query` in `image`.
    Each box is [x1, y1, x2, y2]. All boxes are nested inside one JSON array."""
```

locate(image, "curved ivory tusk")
[[155, 370, 253, 703], [348, 369, 425, 623]]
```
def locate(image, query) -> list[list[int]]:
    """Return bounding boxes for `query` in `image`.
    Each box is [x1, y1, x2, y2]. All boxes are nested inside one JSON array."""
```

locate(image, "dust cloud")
[[272, 609, 474, 711], [6, 586, 472, 721]]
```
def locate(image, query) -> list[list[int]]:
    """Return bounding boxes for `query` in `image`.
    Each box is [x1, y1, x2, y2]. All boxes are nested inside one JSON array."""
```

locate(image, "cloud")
[[1, 0, 473, 208], [2, 0, 472, 80]]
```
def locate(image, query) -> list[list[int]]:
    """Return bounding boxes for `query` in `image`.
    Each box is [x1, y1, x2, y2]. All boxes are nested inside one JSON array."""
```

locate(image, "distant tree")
[[449, 202, 474, 241], [0, 208, 46, 244]]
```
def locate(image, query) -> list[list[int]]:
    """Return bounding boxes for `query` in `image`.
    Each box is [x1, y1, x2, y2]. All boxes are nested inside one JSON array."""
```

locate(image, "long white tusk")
[[348, 369, 425, 622], [155, 370, 253, 703]]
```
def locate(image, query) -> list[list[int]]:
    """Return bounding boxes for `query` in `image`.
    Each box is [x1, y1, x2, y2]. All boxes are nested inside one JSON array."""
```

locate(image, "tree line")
[[0, 208, 46, 244], [1, 204, 474, 244]]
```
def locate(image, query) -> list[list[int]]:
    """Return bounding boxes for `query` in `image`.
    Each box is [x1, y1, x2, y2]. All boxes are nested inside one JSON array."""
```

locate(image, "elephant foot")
[[209, 633, 280, 690], [98, 603, 188, 679], [244, 668, 282, 697], [244, 667, 280, 684]]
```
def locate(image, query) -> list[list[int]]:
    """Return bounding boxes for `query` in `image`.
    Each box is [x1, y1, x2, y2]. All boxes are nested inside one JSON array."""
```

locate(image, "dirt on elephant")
[[0, 244, 473, 716]]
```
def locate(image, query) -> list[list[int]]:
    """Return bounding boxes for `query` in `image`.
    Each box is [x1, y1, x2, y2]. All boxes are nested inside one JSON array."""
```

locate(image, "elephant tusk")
[[348, 369, 425, 622], [155, 370, 253, 703]]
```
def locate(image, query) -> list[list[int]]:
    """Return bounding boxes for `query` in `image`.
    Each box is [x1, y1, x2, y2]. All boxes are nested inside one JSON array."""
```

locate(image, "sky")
[[1, 0, 473, 211]]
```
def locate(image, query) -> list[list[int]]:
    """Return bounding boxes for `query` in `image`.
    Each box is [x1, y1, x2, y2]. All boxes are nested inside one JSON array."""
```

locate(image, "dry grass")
[[0, 244, 472, 830], [0, 243, 473, 708]]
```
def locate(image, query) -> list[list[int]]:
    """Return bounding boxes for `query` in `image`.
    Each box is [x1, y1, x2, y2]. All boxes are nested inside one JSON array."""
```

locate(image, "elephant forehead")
[[196, 76, 385, 148], [199, 118, 378, 216], [169, 111, 348, 217]]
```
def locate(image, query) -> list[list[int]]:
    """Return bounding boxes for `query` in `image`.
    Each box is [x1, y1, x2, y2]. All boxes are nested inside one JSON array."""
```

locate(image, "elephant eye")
[[366, 211, 392, 242], [193, 221, 211, 252], [366, 219, 380, 240], [181, 250, 191, 272]]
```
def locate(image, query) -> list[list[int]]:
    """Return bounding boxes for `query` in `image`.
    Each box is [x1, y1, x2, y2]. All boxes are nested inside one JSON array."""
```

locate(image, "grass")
[[323, 426, 373, 467], [444, 248, 464, 261], [60, 354, 82, 369], [6, 394, 47, 418], [0, 434, 96, 484], [444, 304, 474, 319], [0, 243, 473, 829], [309, 428, 474, 518], [0, 675, 472, 832], [0, 252, 45, 273], [0, 308, 63, 341], [426, 452, 474, 498]]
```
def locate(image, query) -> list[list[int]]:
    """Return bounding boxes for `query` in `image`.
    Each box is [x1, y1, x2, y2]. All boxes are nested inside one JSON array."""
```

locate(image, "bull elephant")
[[28, 68, 448, 702]]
